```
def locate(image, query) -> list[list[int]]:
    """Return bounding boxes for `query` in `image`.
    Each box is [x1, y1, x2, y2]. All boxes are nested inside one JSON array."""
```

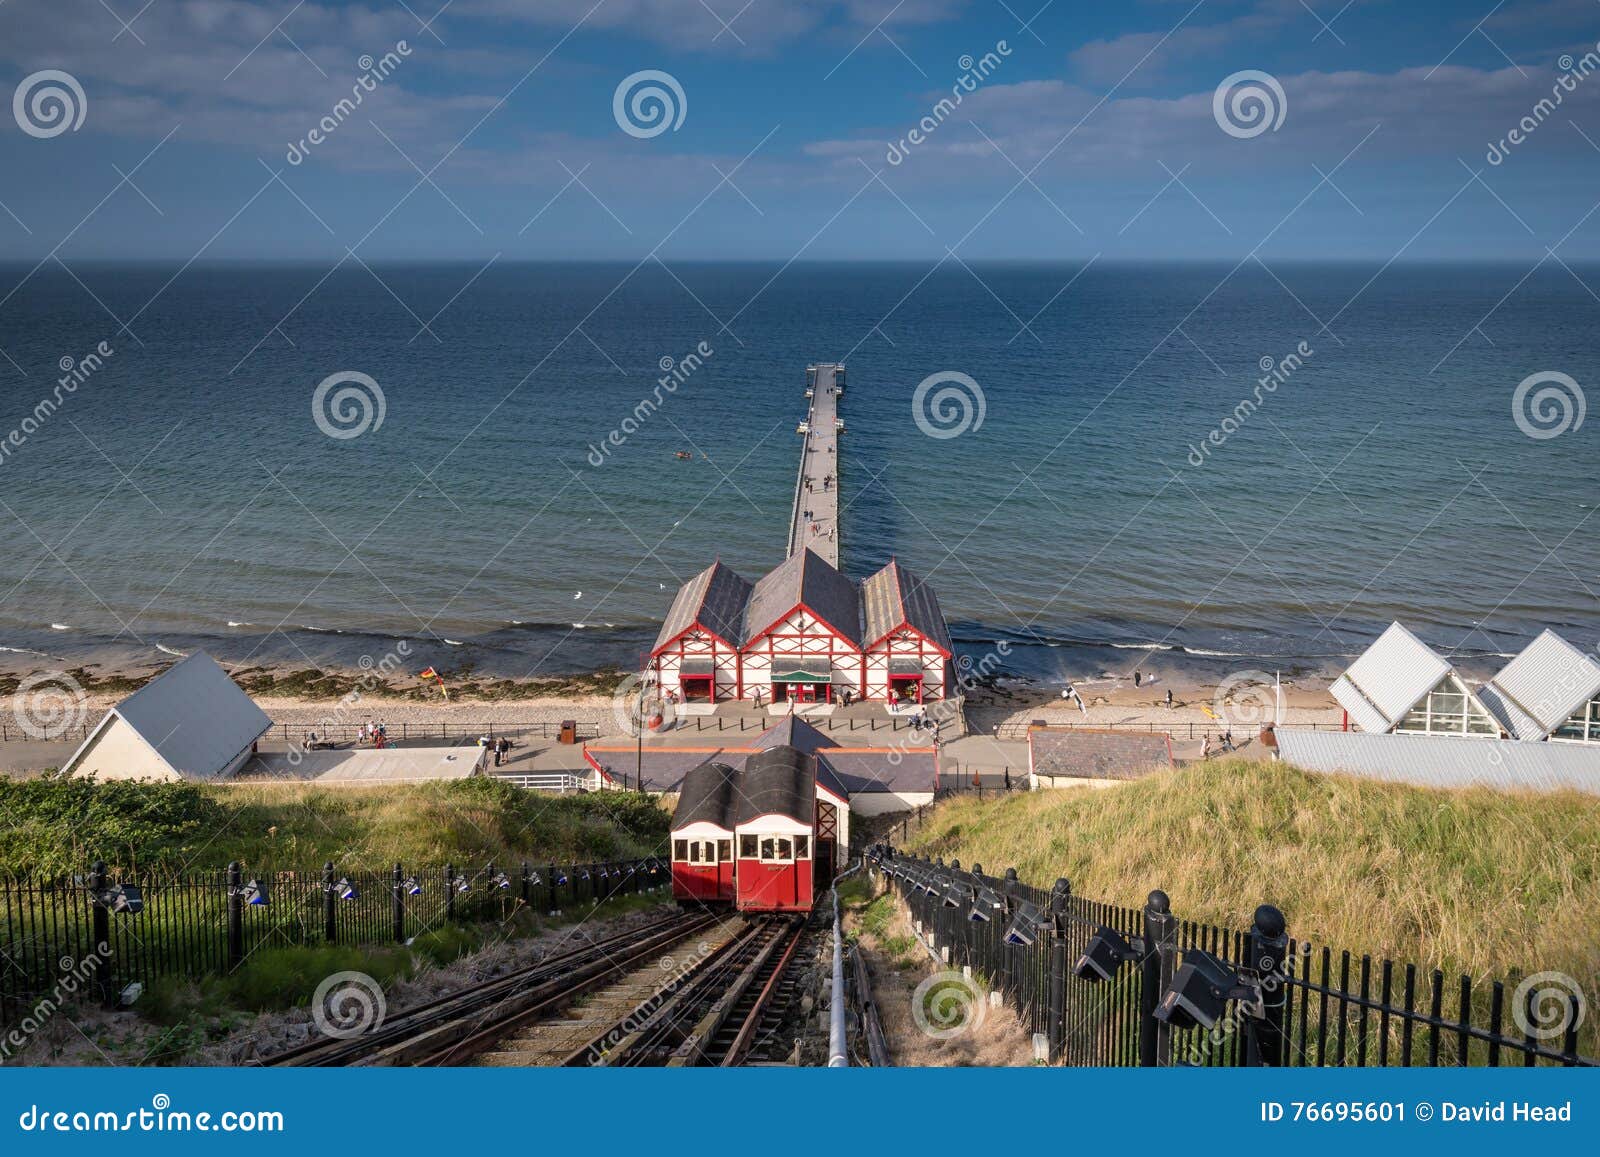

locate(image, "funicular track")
[[262, 910, 720, 1068]]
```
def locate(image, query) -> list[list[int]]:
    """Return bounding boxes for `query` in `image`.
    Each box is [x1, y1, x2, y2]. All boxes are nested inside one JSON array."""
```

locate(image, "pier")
[[787, 363, 844, 566]]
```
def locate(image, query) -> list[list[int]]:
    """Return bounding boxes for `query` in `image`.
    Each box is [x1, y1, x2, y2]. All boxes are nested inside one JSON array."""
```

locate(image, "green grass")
[[0, 777, 671, 876], [903, 760, 1600, 1004]]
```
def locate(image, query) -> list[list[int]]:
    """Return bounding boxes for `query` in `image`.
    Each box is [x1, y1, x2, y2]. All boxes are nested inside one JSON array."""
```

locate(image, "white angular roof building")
[[1477, 629, 1600, 743], [61, 652, 272, 781], [1329, 621, 1502, 738]]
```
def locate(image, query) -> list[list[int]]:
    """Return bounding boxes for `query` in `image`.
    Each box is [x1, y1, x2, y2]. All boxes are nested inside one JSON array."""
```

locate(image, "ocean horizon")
[[1, 259, 1595, 684]]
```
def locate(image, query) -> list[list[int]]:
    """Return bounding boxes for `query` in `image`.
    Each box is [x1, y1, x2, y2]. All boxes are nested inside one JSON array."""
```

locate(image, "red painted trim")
[[862, 620, 954, 659], [743, 601, 861, 653], [649, 620, 741, 659]]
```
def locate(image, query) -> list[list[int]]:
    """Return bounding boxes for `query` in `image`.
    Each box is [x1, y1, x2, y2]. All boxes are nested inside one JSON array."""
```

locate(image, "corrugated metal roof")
[[78, 652, 272, 779], [753, 716, 837, 755], [742, 548, 862, 646], [860, 559, 953, 654], [652, 561, 753, 653], [1275, 729, 1600, 796], [1483, 629, 1600, 739], [1331, 622, 1452, 731]]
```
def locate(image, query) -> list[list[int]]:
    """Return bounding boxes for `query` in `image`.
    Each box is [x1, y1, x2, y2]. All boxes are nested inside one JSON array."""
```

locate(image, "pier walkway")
[[787, 363, 844, 566]]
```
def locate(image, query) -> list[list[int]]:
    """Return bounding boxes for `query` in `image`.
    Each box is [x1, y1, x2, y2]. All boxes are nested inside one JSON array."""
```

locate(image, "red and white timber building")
[[648, 548, 954, 709]]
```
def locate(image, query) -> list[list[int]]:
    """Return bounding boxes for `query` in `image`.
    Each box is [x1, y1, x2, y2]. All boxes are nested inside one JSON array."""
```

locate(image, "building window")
[[1554, 696, 1600, 743], [1395, 677, 1500, 736]]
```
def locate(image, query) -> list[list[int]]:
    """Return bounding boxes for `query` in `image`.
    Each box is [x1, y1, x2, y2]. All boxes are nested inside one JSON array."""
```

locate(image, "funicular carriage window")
[[740, 835, 758, 858], [795, 835, 810, 859], [674, 839, 688, 861], [758, 837, 794, 862], [689, 842, 701, 864], [717, 839, 732, 861]]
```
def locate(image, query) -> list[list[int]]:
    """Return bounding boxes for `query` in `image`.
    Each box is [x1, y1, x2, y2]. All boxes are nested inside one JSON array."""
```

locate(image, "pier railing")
[[867, 846, 1597, 1068], [0, 855, 666, 1035], [990, 719, 1345, 742]]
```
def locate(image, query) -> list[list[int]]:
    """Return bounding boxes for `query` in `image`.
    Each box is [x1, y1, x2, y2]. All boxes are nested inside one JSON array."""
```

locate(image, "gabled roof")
[[582, 744, 751, 793], [860, 558, 953, 655], [1275, 729, 1600, 796], [734, 745, 816, 824], [66, 652, 272, 780], [652, 561, 753, 654], [753, 715, 837, 755], [741, 548, 862, 647], [1330, 622, 1454, 733], [1479, 629, 1600, 740], [671, 761, 740, 831]]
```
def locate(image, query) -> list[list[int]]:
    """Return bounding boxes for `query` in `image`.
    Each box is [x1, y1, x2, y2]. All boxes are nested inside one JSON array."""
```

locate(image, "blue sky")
[[3, 0, 1600, 259]]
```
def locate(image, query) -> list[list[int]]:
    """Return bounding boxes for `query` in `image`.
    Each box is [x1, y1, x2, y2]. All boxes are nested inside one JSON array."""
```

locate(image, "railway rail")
[[263, 909, 720, 1067]]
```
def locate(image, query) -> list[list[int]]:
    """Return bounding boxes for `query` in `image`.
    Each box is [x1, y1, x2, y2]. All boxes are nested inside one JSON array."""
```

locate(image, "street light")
[[1074, 927, 1140, 983], [93, 882, 143, 915], [1154, 948, 1257, 1031], [241, 879, 269, 907], [402, 876, 422, 896], [334, 878, 358, 901], [1003, 900, 1046, 947]]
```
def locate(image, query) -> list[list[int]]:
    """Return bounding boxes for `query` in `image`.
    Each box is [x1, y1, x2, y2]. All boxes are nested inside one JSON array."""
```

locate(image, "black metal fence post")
[[392, 863, 405, 943], [323, 861, 337, 944], [520, 861, 531, 911], [1246, 904, 1289, 1067], [1048, 877, 1070, 1063], [226, 861, 244, 970], [1002, 867, 1021, 1001], [548, 863, 559, 915], [88, 860, 112, 1006], [1140, 889, 1176, 1067], [444, 862, 456, 922]]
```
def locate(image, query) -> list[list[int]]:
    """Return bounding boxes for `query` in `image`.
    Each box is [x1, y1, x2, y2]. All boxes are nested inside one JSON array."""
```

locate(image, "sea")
[[0, 260, 1596, 685]]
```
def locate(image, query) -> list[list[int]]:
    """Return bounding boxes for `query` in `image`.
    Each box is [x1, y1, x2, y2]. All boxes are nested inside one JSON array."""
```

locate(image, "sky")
[[3, 0, 1600, 260]]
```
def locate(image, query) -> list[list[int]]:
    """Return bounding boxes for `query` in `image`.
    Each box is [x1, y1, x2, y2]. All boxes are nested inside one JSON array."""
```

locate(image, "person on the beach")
[[1165, 689, 1174, 710], [1134, 670, 1141, 687], [1201, 735, 1213, 759], [1221, 730, 1234, 752]]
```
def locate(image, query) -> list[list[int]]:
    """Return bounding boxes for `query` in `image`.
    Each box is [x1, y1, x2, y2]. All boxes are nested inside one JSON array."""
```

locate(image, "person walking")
[[1134, 670, 1141, 687], [1201, 734, 1213, 759], [1165, 689, 1174, 710]]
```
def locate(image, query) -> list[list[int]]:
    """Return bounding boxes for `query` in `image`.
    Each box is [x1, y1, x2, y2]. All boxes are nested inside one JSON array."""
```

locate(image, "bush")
[[0, 779, 230, 876]]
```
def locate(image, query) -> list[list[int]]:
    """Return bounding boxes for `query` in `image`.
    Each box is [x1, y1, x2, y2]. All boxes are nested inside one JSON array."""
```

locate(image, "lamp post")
[[635, 679, 645, 793]]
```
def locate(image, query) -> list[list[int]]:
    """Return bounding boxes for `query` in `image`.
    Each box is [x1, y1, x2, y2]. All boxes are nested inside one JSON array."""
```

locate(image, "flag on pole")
[[418, 668, 449, 701]]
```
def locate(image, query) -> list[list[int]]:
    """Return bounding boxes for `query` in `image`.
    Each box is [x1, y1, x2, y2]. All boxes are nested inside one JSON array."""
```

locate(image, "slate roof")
[[741, 548, 862, 646], [1479, 629, 1600, 740], [818, 748, 938, 794], [1275, 729, 1600, 796], [1329, 622, 1454, 733], [861, 558, 953, 654], [671, 761, 740, 831], [734, 745, 816, 824], [753, 715, 837, 755], [583, 744, 751, 793], [66, 651, 272, 780], [1028, 729, 1174, 781], [652, 561, 754, 654]]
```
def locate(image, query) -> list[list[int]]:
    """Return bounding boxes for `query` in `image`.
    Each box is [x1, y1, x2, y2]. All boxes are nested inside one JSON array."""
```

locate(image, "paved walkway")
[[789, 363, 842, 565]]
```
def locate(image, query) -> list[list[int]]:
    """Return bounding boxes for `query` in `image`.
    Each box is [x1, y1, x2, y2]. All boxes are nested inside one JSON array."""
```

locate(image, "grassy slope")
[[0, 777, 671, 875], [903, 760, 1600, 993]]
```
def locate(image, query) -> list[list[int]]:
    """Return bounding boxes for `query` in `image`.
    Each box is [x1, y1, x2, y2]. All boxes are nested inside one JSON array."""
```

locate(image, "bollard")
[[226, 861, 244, 969], [1246, 904, 1290, 1067], [323, 861, 337, 944], [1140, 889, 1177, 1067], [1048, 877, 1070, 1063], [392, 863, 406, 942]]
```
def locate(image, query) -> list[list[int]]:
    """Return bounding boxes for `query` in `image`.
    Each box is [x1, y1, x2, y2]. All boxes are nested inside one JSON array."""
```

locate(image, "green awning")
[[771, 669, 833, 684]]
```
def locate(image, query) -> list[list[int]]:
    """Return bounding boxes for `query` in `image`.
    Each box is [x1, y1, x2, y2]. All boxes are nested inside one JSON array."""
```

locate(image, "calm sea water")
[[0, 261, 1596, 682]]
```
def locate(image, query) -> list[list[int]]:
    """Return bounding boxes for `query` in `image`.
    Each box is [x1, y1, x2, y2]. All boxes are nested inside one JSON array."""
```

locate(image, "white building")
[[1330, 622, 1503, 738], [61, 652, 272, 781], [1477, 629, 1600, 744]]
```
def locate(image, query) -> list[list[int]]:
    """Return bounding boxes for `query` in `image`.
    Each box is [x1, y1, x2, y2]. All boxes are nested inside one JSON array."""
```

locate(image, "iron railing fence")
[[990, 720, 1345, 741], [0, 856, 666, 1028], [871, 847, 1596, 1068]]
